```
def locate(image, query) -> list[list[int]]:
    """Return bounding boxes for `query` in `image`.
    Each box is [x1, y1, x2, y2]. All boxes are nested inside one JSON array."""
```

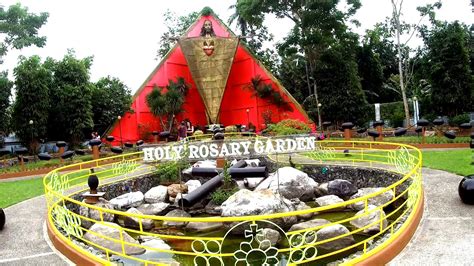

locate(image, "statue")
[[200, 19, 216, 56], [200, 19, 216, 37]]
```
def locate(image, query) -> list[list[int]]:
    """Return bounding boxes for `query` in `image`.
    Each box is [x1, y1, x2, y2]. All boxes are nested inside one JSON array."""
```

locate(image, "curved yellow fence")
[[43, 140, 422, 265]]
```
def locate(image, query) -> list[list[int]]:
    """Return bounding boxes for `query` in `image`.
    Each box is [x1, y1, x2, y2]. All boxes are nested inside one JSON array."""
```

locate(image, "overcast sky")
[[1, 0, 472, 93]]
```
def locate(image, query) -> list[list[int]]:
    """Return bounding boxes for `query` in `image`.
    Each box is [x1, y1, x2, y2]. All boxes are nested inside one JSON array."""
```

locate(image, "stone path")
[[0, 165, 472, 265]]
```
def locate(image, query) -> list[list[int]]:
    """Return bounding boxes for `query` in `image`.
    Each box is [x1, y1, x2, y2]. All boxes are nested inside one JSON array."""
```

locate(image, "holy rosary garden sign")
[[142, 135, 317, 162]]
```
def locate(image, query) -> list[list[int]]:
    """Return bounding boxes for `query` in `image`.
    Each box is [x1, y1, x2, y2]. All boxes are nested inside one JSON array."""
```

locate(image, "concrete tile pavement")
[[389, 168, 474, 266]]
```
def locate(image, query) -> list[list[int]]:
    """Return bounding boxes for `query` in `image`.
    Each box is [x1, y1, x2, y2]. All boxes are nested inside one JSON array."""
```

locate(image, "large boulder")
[[109, 191, 144, 209], [144, 186, 168, 203], [167, 184, 188, 198], [289, 220, 354, 251], [257, 228, 281, 249], [350, 205, 388, 233], [317, 224, 355, 251], [349, 188, 395, 211], [315, 182, 329, 197], [255, 167, 318, 201], [79, 198, 115, 229], [184, 180, 201, 194], [138, 236, 179, 265], [289, 219, 330, 232], [123, 208, 154, 230], [314, 195, 345, 211], [162, 209, 191, 228], [137, 203, 170, 215], [291, 199, 314, 220], [185, 221, 223, 233], [221, 189, 297, 228], [84, 222, 145, 255], [327, 179, 358, 199]]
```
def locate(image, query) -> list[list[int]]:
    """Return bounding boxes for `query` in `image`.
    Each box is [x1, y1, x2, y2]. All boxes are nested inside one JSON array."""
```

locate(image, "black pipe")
[[229, 167, 268, 178], [191, 167, 220, 177], [191, 167, 268, 178], [178, 160, 247, 207]]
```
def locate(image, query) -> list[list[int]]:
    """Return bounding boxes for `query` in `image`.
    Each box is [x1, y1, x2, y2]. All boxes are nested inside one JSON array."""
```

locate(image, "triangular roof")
[[105, 7, 311, 139]]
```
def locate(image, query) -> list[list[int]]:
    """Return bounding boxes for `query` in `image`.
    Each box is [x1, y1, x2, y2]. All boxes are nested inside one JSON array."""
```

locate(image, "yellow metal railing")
[[43, 140, 423, 265]]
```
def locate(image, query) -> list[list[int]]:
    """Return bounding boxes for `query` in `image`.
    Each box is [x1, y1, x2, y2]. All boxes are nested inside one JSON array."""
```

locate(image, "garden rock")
[[315, 182, 329, 197], [350, 205, 387, 233], [123, 208, 154, 230], [167, 184, 188, 198], [185, 180, 201, 193], [317, 224, 355, 251], [79, 198, 115, 229], [144, 186, 168, 203], [137, 202, 170, 215], [315, 195, 345, 210], [205, 201, 222, 215], [109, 191, 144, 209], [138, 236, 179, 265], [193, 160, 216, 168], [221, 189, 297, 227], [291, 199, 314, 220], [349, 188, 394, 211], [289, 219, 330, 232], [327, 179, 358, 199], [257, 228, 281, 249], [185, 221, 223, 233], [163, 209, 191, 228], [84, 222, 145, 255], [255, 167, 318, 201]]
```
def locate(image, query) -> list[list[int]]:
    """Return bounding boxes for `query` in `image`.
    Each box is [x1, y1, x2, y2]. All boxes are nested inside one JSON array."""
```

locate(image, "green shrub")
[[265, 119, 310, 136], [449, 114, 470, 126], [210, 187, 238, 205], [154, 160, 189, 183]]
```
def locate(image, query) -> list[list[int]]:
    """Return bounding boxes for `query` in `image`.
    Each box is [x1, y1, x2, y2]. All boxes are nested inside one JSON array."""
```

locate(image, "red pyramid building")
[[107, 9, 312, 143]]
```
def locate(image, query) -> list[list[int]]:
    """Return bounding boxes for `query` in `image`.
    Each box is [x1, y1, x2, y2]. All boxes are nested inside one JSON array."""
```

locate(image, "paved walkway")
[[389, 168, 474, 266], [0, 195, 69, 265], [0, 167, 472, 265]]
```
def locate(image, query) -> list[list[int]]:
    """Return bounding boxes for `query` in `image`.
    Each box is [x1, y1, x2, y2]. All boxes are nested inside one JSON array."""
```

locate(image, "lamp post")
[[29, 120, 35, 161], [246, 109, 250, 129], [317, 103, 322, 129], [118, 115, 123, 148]]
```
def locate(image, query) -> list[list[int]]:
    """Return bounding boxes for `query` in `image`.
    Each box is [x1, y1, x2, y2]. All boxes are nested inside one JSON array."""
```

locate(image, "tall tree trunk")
[[393, 0, 411, 126]]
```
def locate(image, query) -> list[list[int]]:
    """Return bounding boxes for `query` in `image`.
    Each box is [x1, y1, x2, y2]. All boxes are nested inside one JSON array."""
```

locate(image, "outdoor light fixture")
[[118, 115, 123, 148], [246, 109, 250, 128], [29, 120, 33, 125]]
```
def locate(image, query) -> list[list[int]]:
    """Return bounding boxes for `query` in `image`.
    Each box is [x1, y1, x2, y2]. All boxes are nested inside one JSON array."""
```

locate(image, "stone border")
[[355, 190, 424, 266], [46, 218, 102, 265]]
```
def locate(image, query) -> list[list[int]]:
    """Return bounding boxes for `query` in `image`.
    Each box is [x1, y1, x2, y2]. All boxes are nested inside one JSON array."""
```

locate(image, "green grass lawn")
[[0, 177, 44, 208], [422, 149, 473, 176]]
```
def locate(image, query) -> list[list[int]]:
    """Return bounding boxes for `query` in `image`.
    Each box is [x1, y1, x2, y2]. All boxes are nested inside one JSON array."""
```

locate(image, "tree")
[[228, 4, 278, 72], [356, 43, 384, 104], [237, 0, 368, 126], [389, 0, 441, 125], [146, 77, 189, 132], [358, 27, 400, 103], [47, 51, 94, 145], [0, 3, 48, 63], [425, 21, 473, 116], [11, 55, 51, 152], [156, 10, 199, 60], [0, 71, 12, 135], [91, 76, 132, 135]]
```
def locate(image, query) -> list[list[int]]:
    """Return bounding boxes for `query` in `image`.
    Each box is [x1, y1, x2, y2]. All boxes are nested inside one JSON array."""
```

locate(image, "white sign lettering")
[[142, 136, 316, 162]]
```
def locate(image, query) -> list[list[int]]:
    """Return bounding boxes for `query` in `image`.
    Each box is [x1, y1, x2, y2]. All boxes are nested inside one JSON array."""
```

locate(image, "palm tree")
[[228, 4, 249, 36]]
